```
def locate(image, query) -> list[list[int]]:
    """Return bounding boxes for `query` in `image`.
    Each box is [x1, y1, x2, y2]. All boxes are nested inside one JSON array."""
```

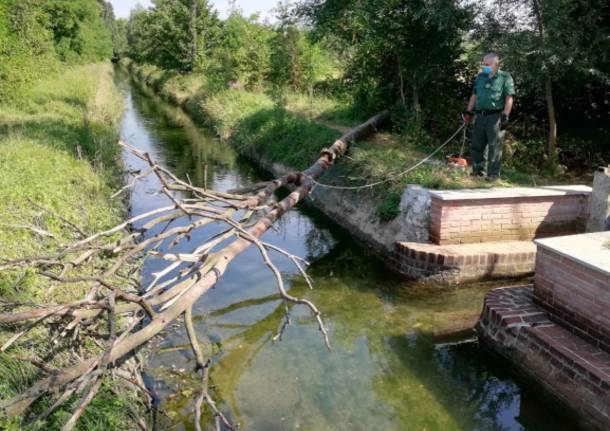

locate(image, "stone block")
[[587, 166, 610, 232]]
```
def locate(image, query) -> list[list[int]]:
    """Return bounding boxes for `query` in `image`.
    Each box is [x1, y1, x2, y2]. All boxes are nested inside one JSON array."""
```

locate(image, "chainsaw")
[[447, 126, 468, 170]]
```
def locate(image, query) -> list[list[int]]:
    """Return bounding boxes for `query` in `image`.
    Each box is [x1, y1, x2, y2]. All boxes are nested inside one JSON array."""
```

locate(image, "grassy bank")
[[120, 59, 574, 221], [0, 63, 135, 430], [121, 58, 343, 170]]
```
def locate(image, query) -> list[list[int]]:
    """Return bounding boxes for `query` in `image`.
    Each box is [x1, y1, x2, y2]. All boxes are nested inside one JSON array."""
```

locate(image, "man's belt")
[[475, 109, 502, 116]]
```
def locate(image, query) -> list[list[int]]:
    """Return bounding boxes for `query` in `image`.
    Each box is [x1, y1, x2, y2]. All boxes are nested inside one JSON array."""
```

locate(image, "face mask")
[[482, 65, 493, 75]]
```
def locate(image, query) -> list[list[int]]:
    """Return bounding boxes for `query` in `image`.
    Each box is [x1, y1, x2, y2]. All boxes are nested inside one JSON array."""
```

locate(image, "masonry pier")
[[476, 232, 610, 430]]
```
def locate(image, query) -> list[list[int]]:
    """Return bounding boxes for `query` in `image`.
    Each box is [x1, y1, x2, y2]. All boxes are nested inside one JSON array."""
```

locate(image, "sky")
[[109, 0, 282, 21]]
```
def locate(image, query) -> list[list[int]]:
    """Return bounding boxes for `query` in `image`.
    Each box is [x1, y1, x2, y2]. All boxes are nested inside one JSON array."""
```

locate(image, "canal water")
[[115, 69, 577, 431]]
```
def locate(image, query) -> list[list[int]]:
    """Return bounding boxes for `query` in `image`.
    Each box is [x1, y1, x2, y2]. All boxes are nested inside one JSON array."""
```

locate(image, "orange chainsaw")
[[447, 125, 468, 169]]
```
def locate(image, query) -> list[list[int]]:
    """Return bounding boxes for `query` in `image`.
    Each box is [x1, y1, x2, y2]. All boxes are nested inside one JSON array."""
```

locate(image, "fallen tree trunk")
[[0, 110, 389, 428]]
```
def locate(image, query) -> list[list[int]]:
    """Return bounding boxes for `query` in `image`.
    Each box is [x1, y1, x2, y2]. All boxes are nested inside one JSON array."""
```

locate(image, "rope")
[[458, 125, 467, 159], [309, 123, 467, 191]]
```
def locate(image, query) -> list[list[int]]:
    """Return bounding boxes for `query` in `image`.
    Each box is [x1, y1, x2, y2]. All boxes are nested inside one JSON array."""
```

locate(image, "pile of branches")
[[0, 111, 388, 430]]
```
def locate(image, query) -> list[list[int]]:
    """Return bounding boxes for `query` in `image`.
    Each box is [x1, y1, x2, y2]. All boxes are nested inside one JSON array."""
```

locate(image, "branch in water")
[[0, 111, 389, 429]]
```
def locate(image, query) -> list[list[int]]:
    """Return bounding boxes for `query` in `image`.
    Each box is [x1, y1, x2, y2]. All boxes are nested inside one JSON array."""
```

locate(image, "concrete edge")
[[429, 185, 592, 201], [534, 233, 610, 278]]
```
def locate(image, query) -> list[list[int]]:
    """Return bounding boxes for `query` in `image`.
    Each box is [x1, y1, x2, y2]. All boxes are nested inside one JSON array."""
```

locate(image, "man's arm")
[[503, 95, 514, 116], [467, 94, 477, 112], [503, 74, 515, 116], [462, 94, 477, 124]]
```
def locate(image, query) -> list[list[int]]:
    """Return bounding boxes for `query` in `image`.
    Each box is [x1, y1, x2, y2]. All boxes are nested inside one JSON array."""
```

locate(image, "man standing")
[[463, 52, 515, 182]]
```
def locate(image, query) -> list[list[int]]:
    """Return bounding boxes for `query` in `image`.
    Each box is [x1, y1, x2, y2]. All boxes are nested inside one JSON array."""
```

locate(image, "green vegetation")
[[117, 0, 608, 221], [0, 356, 132, 431], [0, 0, 124, 299], [376, 191, 403, 221], [121, 1, 339, 90], [0, 62, 135, 430], [43, 0, 114, 63], [123, 58, 342, 170], [0, 0, 117, 102], [298, 0, 609, 174], [122, 58, 541, 221], [0, 2, 136, 427], [0, 0, 58, 101], [0, 64, 123, 299]]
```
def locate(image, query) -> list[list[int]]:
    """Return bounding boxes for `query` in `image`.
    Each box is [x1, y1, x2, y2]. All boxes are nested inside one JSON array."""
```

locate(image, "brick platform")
[[388, 240, 536, 284], [477, 285, 610, 430], [534, 232, 610, 353], [429, 186, 591, 245]]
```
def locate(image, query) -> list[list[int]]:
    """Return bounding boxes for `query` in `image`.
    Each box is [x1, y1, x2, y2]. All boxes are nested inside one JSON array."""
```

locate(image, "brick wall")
[[387, 241, 535, 284], [534, 247, 610, 353], [477, 286, 610, 431], [430, 195, 589, 245]]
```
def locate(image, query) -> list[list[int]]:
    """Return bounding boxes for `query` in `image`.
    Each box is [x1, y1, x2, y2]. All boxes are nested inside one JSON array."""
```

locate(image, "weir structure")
[[475, 169, 610, 430], [387, 168, 610, 429], [388, 185, 592, 284]]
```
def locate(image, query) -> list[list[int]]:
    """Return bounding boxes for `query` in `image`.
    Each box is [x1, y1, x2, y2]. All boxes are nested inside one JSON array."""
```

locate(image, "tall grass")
[[283, 91, 361, 126], [202, 90, 275, 138], [0, 63, 124, 302], [0, 63, 134, 430]]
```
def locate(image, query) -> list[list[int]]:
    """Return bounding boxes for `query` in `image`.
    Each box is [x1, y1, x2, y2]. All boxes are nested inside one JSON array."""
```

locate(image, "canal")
[[115, 68, 577, 431]]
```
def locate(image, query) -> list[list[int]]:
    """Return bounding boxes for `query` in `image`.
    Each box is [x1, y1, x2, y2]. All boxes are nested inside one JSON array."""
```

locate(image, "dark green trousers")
[[471, 113, 504, 176]]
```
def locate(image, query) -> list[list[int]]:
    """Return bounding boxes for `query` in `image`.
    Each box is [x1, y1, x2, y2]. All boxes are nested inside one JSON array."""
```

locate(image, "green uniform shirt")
[[472, 70, 515, 111]]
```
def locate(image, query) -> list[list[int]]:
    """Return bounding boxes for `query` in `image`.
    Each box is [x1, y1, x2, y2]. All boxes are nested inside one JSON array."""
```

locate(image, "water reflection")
[[115, 68, 578, 431]]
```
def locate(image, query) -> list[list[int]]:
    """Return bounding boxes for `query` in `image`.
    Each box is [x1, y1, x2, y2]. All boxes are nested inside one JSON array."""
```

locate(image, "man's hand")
[[462, 111, 474, 125], [500, 113, 509, 129]]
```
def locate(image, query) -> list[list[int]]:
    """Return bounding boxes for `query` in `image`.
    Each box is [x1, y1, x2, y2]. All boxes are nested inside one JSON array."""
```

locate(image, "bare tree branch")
[[0, 111, 388, 429]]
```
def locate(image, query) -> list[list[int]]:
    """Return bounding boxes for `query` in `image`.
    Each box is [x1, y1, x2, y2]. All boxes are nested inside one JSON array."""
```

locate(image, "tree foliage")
[[112, 17, 129, 59], [126, 0, 220, 72], [209, 10, 273, 88], [42, 0, 113, 62], [297, 0, 473, 123], [0, 0, 115, 101], [0, 0, 57, 101], [269, 25, 327, 91], [122, 0, 332, 93], [473, 0, 610, 168]]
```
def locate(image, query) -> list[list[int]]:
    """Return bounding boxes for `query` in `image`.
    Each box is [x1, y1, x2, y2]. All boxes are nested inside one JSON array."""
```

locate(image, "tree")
[[298, 0, 473, 124], [474, 0, 610, 169], [125, 0, 219, 71], [112, 17, 128, 59], [42, 0, 113, 63], [0, 112, 388, 430], [125, 5, 152, 63], [0, 0, 57, 101], [269, 25, 316, 91], [207, 9, 273, 88]]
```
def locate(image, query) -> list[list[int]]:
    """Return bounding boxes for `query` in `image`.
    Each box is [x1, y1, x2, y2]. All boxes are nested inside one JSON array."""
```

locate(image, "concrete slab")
[[429, 185, 591, 201], [535, 231, 610, 277]]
